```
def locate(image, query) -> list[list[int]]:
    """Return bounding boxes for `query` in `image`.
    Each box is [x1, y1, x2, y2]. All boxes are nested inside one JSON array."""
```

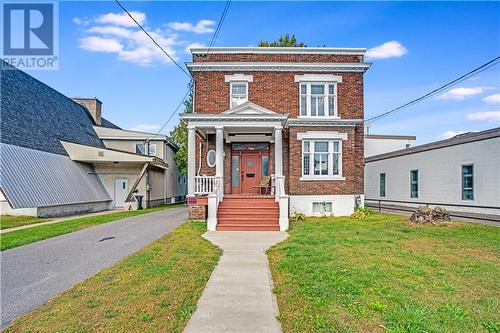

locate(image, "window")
[[261, 156, 269, 176], [302, 140, 342, 178], [312, 202, 333, 215], [462, 165, 474, 200], [230, 82, 248, 107], [299, 82, 337, 117], [207, 150, 216, 168], [410, 170, 418, 198], [136, 143, 156, 156], [380, 173, 386, 197]]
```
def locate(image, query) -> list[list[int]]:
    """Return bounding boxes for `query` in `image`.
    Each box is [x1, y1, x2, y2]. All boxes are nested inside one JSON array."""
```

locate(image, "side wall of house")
[[365, 137, 500, 215]]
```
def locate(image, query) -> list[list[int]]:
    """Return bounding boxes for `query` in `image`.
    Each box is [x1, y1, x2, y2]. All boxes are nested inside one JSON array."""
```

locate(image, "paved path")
[[0, 207, 187, 329], [1, 209, 121, 234], [185, 231, 288, 333]]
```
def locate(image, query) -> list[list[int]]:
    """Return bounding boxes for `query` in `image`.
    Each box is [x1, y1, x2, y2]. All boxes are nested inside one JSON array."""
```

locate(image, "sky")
[[25, 1, 500, 144]]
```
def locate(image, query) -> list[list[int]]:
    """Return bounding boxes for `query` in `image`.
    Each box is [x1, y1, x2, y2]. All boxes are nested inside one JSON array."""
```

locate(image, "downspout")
[[197, 142, 202, 176]]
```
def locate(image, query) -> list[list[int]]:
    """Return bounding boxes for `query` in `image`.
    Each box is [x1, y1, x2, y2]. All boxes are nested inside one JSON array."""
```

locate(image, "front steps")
[[216, 196, 280, 231]]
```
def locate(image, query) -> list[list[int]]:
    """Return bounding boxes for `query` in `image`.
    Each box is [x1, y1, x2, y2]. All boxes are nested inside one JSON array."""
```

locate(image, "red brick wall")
[[193, 71, 363, 120], [287, 126, 364, 195], [193, 53, 363, 63]]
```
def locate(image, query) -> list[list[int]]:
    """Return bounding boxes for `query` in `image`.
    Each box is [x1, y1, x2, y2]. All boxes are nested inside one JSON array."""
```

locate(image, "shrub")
[[350, 208, 372, 219], [289, 212, 306, 224]]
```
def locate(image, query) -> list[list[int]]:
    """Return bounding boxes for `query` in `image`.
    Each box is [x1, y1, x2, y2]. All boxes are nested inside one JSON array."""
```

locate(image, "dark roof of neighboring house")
[[0, 61, 105, 155], [365, 134, 416, 140], [365, 127, 500, 163], [100, 117, 121, 129]]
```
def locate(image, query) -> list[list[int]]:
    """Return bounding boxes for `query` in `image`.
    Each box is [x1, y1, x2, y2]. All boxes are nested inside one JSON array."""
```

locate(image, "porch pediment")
[[222, 102, 279, 116]]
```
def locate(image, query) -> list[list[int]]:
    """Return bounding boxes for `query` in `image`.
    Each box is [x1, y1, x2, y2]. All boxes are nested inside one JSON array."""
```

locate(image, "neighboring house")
[[365, 134, 416, 157], [0, 62, 185, 217], [364, 128, 500, 220], [181, 47, 370, 231]]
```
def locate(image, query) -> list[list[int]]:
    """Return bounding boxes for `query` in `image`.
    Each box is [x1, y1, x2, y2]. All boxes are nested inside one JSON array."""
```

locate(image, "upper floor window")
[[136, 143, 156, 156], [299, 82, 337, 117], [230, 82, 248, 107]]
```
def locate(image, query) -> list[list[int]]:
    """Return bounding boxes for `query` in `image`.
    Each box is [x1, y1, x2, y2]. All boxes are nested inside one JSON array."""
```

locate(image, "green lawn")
[[5, 221, 221, 333], [0, 215, 51, 230], [1, 204, 184, 251], [268, 213, 500, 333]]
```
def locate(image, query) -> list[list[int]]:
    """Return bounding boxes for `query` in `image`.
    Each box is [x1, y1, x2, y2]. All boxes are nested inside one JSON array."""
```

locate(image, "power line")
[[145, 0, 231, 140], [365, 56, 500, 124], [115, 0, 191, 78]]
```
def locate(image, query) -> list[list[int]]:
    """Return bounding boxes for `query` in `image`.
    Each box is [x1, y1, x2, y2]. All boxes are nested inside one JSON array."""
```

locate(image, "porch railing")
[[194, 176, 216, 195]]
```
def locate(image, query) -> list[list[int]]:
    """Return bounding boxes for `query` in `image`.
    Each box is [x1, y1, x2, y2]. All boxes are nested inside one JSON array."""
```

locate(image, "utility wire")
[[115, 0, 191, 78], [365, 56, 500, 124], [145, 0, 231, 140]]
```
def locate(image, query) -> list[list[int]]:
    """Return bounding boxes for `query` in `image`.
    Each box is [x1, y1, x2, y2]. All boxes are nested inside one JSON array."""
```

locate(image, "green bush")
[[289, 212, 306, 224], [350, 207, 372, 219]]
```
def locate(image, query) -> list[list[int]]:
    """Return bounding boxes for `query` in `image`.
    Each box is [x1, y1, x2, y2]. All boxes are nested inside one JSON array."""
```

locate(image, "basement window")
[[312, 202, 333, 215]]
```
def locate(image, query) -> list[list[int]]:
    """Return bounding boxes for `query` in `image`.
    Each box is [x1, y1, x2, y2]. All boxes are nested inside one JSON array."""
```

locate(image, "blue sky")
[[27, 1, 500, 144]]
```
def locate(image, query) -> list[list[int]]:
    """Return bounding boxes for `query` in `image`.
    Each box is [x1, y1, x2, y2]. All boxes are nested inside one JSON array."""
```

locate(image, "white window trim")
[[294, 74, 343, 83], [297, 131, 347, 141], [298, 82, 339, 118], [300, 139, 345, 181], [225, 74, 254, 82], [229, 81, 248, 108]]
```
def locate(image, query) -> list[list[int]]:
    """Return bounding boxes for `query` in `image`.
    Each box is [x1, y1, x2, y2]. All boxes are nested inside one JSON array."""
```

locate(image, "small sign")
[[187, 197, 197, 205]]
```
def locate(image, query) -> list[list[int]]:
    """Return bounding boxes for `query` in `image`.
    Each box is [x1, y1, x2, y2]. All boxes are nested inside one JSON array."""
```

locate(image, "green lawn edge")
[[268, 213, 500, 333], [0, 204, 184, 251], [5, 221, 221, 333], [0, 215, 52, 230]]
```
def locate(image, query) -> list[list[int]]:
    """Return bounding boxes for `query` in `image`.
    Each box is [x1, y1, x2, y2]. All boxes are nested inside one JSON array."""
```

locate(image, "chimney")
[[72, 98, 102, 126]]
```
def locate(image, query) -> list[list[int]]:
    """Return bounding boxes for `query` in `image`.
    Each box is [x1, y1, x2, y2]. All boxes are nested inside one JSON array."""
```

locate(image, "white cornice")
[[190, 47, 367, 55], [186, 62, 371, 73]]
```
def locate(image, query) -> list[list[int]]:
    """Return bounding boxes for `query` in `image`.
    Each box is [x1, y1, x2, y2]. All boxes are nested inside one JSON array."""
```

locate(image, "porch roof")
[[180, 102, 288, 127]]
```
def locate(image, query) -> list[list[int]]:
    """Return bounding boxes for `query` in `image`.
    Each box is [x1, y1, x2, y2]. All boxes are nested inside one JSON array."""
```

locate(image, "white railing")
[[194, 176, 216, 195], [206, 176, 223, 231], [273, 175, 289, 231]]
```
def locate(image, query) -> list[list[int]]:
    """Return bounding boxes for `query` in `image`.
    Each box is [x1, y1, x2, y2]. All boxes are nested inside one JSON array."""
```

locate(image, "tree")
[[169, 89, 192, 175], [258, 34, 306, 47]]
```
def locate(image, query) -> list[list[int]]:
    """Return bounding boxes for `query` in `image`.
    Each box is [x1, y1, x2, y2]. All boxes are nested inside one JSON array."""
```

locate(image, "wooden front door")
[[241, 153, 260, 194]]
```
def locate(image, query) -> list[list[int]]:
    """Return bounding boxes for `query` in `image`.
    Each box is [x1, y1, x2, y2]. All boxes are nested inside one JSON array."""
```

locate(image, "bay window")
[[302, 139, 342, 179], [299, 82, 337, 117]]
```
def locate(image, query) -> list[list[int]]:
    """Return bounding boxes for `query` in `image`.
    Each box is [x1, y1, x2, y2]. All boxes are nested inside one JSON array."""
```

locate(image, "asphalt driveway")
[[0, 206, 187, 329]]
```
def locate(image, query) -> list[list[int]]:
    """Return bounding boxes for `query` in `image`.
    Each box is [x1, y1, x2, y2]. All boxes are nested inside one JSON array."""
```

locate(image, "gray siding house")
[[0, 62, 185, 217]]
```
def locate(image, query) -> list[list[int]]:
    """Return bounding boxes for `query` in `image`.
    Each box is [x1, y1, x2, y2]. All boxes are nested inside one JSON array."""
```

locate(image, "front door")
[[114, 178, 128, 207], [241, 153, 260, 194]]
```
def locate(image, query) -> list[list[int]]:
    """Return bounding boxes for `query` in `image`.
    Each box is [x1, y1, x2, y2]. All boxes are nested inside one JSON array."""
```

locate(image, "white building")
[[364, 128, 500, 220], [365, 134, 416, 157]]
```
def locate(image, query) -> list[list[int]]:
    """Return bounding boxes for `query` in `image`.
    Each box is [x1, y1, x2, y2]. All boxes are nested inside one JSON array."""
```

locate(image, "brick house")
[[181, 47, 370, 231]]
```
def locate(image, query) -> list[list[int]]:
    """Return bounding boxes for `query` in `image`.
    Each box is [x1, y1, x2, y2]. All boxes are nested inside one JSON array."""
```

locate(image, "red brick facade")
[[191, 51, 365, 203]]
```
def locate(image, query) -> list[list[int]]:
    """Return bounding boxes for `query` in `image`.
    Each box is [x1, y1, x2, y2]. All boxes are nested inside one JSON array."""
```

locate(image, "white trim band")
[[186, 62, 371, 73], [225, 74, 254, 82], [294, 74, 343, 83], [297, 131, 348, 140]]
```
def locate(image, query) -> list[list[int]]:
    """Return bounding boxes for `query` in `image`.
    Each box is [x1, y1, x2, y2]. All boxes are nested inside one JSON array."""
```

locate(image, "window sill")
[[297, 116, 340, 120], [300, 176, 345, 181]]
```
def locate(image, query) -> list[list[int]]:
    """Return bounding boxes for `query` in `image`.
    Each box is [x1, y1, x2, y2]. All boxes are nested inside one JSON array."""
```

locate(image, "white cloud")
[[129, 124, 160, 132], [437, 87, 492, 100], [185, 42, 206, 54], [96, 11, 146, 27], [73, 17, 91, 26], [79, 36, 123, 53], [440, 130, 469, 139], [467, 111, 500, 122], [483, 93, 500, 104], [167, 19, 215, 34], [365, 41, 407, 60]]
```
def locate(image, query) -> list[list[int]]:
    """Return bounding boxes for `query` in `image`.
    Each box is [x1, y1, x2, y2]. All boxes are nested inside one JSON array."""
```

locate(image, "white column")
[[215, 126, 224, 201], [187, 125, 196, 196], [274, 126, 283, 177]]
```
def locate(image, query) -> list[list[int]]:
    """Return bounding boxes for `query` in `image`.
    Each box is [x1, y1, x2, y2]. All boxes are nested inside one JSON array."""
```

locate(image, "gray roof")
[[1, 61, 105, 155], [100, 117, 121, 130], [0, 143, 111, 208], [366, 127, 500, 163]]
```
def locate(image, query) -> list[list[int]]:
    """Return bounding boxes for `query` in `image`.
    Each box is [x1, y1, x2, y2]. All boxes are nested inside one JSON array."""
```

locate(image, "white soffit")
[[294, 74, 343, 83], [297, 131, 348, 140]]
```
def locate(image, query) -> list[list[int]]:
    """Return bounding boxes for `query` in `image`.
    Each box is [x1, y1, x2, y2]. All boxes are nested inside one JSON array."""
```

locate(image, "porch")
[[181, 102, 289, 231]]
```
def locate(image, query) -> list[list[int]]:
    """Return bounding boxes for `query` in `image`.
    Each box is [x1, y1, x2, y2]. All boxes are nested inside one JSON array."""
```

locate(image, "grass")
[[4, 221, 221, 333], [268, 213, 500, 333], [0, 204, 184, 251], [0, 215, 52, 230]]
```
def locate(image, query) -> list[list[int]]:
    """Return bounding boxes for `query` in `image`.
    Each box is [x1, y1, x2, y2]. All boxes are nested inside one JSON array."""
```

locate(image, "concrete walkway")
[[0, 207, 187, 329], [0, 209, 121, 234], [184, 231, 288, 333]]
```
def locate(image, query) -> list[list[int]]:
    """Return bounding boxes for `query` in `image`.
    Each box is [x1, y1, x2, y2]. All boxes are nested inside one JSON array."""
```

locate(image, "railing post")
[[279, 195, 289, 231], [207, 193, 217, 231], [187, 126, 196, 197]]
